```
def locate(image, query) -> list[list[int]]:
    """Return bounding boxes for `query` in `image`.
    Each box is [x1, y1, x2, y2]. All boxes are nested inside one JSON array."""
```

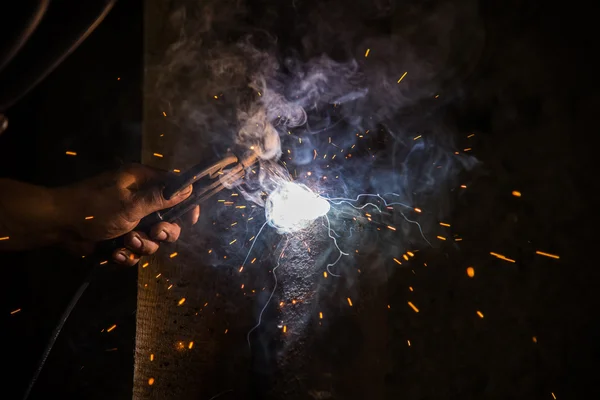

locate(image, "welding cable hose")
[[21, 201, 181, 399]]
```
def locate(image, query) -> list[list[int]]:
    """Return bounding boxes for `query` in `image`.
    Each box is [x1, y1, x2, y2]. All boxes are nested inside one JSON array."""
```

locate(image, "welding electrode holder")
[[96, 152, 258, 259]]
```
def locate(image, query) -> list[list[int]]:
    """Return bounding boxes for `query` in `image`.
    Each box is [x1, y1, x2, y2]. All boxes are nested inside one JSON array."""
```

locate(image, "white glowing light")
[[265, 182, 330, 233]]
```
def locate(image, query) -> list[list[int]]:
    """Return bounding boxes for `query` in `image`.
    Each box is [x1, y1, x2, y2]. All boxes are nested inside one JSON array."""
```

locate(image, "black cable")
[[0, 1, 49, 75], [22, 266, 97, 400], [0, 0, 117, 112]]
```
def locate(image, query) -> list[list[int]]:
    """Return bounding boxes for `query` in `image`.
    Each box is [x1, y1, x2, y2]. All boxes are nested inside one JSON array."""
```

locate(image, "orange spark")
[[476, 311, 484, 318], [387, 304, 391, 309], [107, 324, 117, 332], [364, 48, 370, 57], [413, 135, 422, 140], [142, 262, 149, 268], [439, 222, 450, 227], [319, 312, 323, 319], [251, 258, 257, 264], [393, 258, 402, 265], [229, 239, 237, 245], [167, 284, 173, 290], [100, 261, 108, 265], [467, 267, 475, 278], [512, 190, 522, 197], [10, 308, 21, 315], [283, 325, 287, 333], [148, 378, 155, 386], [162, 111, 167, 116], [407, 302, 419, 313], [414, 207, 422, 213], [323, 271, 328, 278], [155, 273, 161, 278], [239, 266, 244, 272], [437, 236, 446, 241], [65, 151, 77, 156], [150, 353, 154, 361], [532, 336, 538, 343], [178, 298, 186, 306], [188, 341, 194, 349], [490, 252, 516, 263], [551, 393, 556, 399], [387, 225, 396, 231], [407, 251, 415, 257], [397, 71, 408, 83], [407, 340, 411, 346], [403, 254, 409, 261], [460, 185, 467, 188], [153, 153, 163, 158], [0, 236, 9, 241], [169, 252, 178, 258], [173, 169, 181, 173], [347, 298, 353, 306], [535, 250, 560, 259]]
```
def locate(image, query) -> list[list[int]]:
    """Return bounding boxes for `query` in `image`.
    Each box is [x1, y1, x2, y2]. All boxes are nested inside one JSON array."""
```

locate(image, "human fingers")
[[112, 247, 140, 266], [121, 164, 193, 220], [183, 205, 200, 226], [124, 231, 160, 255], [129, 184, 193, 221], [149, 221, 182, 243]]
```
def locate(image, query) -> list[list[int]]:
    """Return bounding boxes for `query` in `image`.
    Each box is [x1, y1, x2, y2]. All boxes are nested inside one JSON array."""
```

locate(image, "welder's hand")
[[55, 164, 200, 265]]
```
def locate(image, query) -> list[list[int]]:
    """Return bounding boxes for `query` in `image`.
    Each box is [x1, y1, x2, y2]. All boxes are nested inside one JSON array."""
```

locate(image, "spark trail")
[[324, 192, 433, 247]]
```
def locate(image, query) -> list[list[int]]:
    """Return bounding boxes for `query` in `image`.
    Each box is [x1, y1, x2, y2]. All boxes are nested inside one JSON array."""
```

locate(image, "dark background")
[[1, 0, 598, 399], [1, 0, 142, 398]]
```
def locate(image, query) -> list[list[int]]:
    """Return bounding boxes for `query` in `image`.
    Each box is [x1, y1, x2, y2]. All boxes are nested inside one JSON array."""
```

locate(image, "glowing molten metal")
[[265, 182, 330, 233]]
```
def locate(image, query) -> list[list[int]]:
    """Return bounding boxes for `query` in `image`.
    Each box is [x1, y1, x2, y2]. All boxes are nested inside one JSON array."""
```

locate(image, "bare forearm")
[[0, 179, 65, 251]]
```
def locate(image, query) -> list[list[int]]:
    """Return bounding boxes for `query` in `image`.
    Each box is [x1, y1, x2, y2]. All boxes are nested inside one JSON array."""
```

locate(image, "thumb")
[[129, 184, 193, 221]]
